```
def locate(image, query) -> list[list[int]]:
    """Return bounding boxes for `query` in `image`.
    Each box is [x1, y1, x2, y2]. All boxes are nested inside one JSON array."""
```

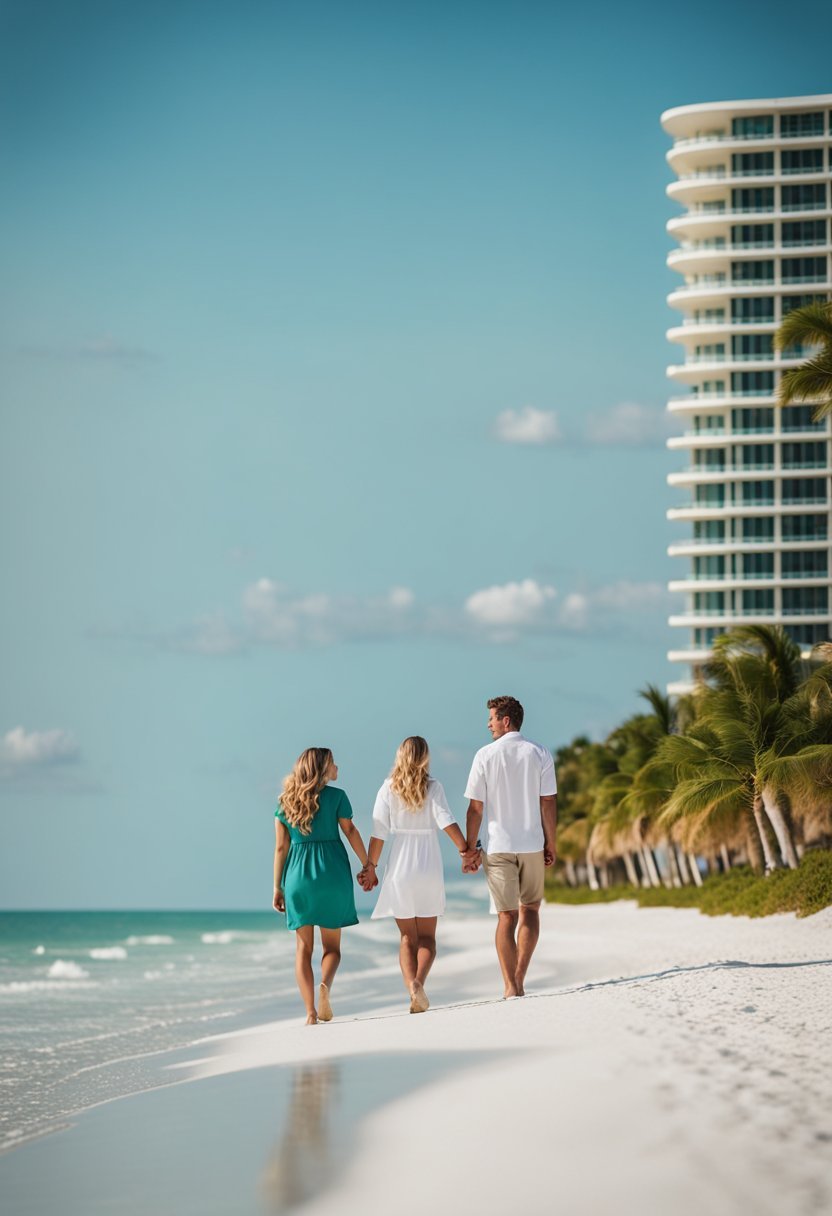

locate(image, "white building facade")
[[662, 94, 832, 693]]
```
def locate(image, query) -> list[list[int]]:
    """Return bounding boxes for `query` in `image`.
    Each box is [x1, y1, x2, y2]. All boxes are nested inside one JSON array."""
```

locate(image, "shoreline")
[[2, 903, 831, 1215]]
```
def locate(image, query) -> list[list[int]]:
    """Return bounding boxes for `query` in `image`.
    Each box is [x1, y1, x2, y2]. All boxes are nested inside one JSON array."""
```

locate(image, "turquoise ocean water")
[[0, 883, 489, 1153]]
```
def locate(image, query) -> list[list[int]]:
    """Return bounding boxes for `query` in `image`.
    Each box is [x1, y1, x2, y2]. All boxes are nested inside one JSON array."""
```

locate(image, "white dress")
[[370, 778, 458, 919]]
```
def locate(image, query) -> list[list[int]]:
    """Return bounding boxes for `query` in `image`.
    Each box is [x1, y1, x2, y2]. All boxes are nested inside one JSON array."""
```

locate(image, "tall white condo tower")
[[662, 94, 832, 693]]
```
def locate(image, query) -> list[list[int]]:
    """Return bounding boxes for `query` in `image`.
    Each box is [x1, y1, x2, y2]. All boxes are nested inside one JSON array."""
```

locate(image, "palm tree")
[[774, 300, 832, 419], [659, 631, 832, 871]]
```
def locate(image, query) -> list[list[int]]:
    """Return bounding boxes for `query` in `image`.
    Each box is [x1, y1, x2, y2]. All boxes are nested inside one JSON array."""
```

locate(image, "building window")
[[732, 115, 774, 138], [694, 591, 725, 612], [782, 550, 828, 578], [742, 589, 775, 613], [695, 448, 726, 469], [693, 415, 725, 434], [693, 308, 726, 323], [742, 552, 774, 577], [781, 406, 826, 433], [782, 441, 827, 468], [732, 259, 774, 282], [731, 187, 774, 211], [782, 293, 829, 315], [782, 257, 827, 283], [694, 627, 723, 645], [694, 380, 726, 396], [731, 223, 774, 246], [785, 623, 830, 645], [696, 484, 726, 506], [732, 297, 775, 323], [781, 183, 826, 211], [782, 478, 827, 504], [694, 520, 726, 540], [781, 148, 824, 175], [732, 407, 774, 431], [782, 220, 826, 246], [694, 343, 726, 359], [781, 513, 828, 541], [741, 516, 775, 541], [739, 443, 774, 468], [732, 152, 774, 175], [694, 556, 726, 578], [741, 480, 775, 504], [731, 371, 774, 394], [783, 587, 829, 613], [732, 335, 773, 358], [780, 112, 825, 138]]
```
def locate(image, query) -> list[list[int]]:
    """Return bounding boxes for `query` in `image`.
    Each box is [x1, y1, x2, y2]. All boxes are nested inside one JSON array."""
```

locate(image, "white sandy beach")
[[3, 902, 831, 1216]]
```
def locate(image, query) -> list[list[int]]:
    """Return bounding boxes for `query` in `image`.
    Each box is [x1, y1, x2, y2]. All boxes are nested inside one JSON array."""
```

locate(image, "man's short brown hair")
[[487, 695, 524, 730]]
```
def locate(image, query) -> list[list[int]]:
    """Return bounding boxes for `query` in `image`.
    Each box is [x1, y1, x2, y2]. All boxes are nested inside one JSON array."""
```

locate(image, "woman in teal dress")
[[273, 747, 370, 1024]]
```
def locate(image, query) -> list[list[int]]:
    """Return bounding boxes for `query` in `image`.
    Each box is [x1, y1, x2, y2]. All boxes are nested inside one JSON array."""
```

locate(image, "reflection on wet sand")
[[260, 1061, 340, 1212]]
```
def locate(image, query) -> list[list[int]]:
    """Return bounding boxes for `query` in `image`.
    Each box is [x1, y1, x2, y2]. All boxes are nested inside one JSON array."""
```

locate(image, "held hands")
[[357, 862, 379, 892], [460, 846, 482, 874]]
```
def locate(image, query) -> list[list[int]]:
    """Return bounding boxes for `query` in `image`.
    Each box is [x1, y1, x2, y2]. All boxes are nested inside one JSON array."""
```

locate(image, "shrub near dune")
[[545, 850, 832, 919]]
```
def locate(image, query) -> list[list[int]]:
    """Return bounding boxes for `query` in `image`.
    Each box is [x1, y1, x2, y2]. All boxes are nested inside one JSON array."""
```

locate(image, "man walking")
[[464, 695, 557, 997]]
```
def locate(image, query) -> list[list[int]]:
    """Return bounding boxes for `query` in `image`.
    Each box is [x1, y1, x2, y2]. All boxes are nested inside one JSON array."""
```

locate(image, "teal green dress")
[[276, 785, 359, 931]]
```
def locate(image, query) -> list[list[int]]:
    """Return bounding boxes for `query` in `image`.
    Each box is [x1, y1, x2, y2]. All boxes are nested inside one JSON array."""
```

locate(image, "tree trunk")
[[719, 844, 732, 872], [762, 786, 800, 870], [564, 859, 578, 888], [586, 853, 599, 891], [675, 846, 691, 885], [599, 864, 610, 889], [666, 841, 683, 888], [622, 851, 640, 888], [752, 795, 779, 875], [687, 852, 703, 888], [641, 846, 662, 888], [742, 807, 765, 875]]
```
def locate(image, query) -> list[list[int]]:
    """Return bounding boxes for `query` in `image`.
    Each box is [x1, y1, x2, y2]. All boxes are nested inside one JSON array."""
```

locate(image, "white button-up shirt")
[[464, 732, 557, 854]]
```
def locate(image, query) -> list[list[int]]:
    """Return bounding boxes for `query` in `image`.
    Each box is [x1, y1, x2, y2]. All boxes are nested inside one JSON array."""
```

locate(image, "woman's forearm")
[[273, 847, 289, 889], [444, 824, 469, 854], [343, 824, 368, 867], [367, 836, 385, 866]]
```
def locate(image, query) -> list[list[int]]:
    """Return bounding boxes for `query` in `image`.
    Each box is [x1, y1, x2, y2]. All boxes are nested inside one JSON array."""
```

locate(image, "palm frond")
[[774, 301, 832, 350]]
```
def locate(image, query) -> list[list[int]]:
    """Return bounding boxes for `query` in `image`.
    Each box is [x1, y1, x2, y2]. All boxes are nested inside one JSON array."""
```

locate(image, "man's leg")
[[515, 902, 540, 996], [514, 853, 546, 994], [495, 910, 520, 997], [483, 853, 522, 998]]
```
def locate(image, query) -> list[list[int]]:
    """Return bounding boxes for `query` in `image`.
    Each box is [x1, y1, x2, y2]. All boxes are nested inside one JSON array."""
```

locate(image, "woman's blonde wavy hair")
[[279, 747, 333, 835], [390, 736, 431, 811]]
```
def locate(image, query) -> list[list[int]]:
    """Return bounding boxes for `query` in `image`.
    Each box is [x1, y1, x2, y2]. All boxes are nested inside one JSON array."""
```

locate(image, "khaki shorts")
[[482, 851, 545, 913]]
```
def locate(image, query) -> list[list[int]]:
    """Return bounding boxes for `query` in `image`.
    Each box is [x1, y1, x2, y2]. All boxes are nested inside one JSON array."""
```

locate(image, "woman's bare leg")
[[318, 928, 341, 1021], [415, 916, 437, 986], [395, 918, 419, 988], [294, 926, 317, 1023]]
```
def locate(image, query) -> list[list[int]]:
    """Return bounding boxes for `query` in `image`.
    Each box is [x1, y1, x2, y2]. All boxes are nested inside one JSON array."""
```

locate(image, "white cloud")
[[146, 574, 668, 656], [494, 407, 561, 445], [0, 727, 80, 782], [465, 579, 557, 627], [584, 402, 676, 447]]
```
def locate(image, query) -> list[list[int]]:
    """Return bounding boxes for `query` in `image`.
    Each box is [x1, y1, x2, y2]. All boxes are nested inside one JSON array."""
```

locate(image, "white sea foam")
[[2, 979, 97, 993], [33, 945, 45, 955], [89, 947, 128, 960], [125, 935, 174, 945], [143, 970, 163, 980], [47, 960, 90, 980], [201, 932, 235, 944]]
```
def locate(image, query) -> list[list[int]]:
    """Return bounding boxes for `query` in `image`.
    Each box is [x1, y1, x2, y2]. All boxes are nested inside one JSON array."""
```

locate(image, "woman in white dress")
[[362, 736, 468, 1014]]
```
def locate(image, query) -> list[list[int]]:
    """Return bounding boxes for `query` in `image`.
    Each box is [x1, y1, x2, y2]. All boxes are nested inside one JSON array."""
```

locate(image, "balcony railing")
[[781, 164, 827, 175], [672, 128, 828, 149], [679, 317, 776, 327]]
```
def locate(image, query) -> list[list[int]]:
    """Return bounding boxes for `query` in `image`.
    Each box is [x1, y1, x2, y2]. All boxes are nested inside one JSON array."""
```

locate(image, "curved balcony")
[[667, 499, 827, 521], [666, 320, 776, 341], [667, 202, 831, 239], [668, 165, 830, 204], [667, 241, 830, 273], [667, 391, 776, 413], [669, 609, 830, 627], [667, 276, 832, 308], [669, 574, 829, 594], [668, 537, 828, 556], [666, 427, 830, 451]]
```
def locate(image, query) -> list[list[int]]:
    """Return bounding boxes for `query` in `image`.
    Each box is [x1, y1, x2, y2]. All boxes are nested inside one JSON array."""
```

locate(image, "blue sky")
[[2, 0, 830, 907]]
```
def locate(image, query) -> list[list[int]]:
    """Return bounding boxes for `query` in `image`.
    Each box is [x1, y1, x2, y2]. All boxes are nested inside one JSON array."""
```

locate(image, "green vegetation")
[[553, 625, 832, 913], [546, 849, 832, 919], [775, 300, 832, 419]]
